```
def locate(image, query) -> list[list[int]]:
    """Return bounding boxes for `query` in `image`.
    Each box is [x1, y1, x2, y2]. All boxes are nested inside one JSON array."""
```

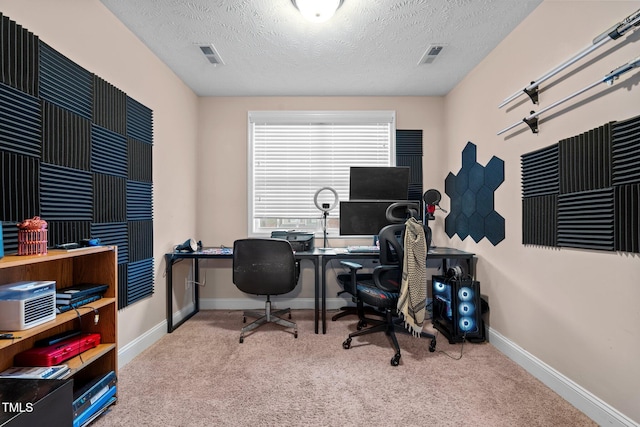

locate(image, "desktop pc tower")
[[431, 275, 486, 343]]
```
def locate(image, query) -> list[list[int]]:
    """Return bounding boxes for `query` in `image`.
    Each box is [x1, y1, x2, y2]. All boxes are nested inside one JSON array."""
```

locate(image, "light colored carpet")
[[93, 310, 595, 426]]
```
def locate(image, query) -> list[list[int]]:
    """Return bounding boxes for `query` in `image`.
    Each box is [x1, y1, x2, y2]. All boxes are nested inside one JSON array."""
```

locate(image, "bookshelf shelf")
[[0, 246, 118, 386]]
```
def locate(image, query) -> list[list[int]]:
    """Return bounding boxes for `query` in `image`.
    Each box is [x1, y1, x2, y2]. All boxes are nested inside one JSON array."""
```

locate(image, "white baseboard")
[[117, 319, 166, 368], [488, 327, 638, 427]]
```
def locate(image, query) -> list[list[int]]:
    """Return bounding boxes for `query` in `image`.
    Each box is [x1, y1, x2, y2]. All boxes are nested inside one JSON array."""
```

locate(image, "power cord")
[[436, 331, 467, 361], [72, 305, 100, 365]]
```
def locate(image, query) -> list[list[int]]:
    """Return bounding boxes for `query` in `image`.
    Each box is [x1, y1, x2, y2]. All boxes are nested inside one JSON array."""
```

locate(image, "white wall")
[[444, 0, 640, 422], [195, 96, 445, 302]]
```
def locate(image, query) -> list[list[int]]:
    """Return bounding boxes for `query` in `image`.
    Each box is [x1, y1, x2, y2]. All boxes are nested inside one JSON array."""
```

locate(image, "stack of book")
[[0, 364, 69, 379], [56, 283, 108, 314], [73, 370, 117, 427]]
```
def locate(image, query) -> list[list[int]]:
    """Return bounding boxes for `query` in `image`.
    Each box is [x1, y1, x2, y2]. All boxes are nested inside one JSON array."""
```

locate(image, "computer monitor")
[[339, 200, 419, 236], [349, 166, 410, 200]]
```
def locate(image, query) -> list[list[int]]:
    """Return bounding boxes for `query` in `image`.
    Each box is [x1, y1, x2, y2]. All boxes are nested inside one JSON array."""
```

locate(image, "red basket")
[[18, 229, 48, 255]]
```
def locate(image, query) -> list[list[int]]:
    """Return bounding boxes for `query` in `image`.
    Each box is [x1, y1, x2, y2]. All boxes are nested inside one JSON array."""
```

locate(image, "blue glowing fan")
[[458, 287, 474, 302], [459, 317, 476, 332], [458, 301, 475, 316]]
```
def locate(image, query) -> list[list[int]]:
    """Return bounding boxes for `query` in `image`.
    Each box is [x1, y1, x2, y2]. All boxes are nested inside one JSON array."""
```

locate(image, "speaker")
[[175, 238, 197, 252], [431, 275, 485, 343]]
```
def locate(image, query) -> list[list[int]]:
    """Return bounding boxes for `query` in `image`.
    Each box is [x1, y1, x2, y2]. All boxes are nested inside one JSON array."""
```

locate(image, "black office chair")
[[232, 238, 299, 343], [331, 271, 385, 327], [341, 212, 436, 366]]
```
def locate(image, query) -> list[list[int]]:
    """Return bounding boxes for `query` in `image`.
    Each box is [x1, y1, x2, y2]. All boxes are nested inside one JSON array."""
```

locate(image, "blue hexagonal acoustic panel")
[[445, 142, 505, 245]]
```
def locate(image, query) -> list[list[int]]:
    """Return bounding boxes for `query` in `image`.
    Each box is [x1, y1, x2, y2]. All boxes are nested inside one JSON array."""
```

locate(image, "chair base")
[[240, 299, 297, 343], [331, 305, 385, 322], [342, 309, 436, 366]]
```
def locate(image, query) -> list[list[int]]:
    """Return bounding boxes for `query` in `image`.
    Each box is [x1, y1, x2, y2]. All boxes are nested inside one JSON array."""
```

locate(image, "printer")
[[271, 230, 315, 252]]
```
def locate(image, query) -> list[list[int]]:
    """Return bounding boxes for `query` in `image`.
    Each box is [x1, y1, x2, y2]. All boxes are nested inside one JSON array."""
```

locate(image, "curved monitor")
[[349, 166, 410, 200]]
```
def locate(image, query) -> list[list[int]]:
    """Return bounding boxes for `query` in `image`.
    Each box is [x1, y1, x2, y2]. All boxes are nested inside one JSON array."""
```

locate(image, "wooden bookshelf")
[[0, 246, 118, 385]]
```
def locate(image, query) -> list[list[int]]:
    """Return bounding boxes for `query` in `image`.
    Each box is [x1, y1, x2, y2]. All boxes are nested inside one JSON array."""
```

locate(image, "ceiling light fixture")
[[292, 0, 344, 23]]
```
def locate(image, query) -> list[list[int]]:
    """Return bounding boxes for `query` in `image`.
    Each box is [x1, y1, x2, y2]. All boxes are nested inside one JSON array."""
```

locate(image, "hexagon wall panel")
[[445, 142, 505, 245]]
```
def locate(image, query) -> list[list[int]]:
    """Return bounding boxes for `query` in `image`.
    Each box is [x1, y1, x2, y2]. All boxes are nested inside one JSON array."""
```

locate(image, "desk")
[[165, 247, 474, 335], [165, 248, 321, 333], [318, 247, 475, 334]]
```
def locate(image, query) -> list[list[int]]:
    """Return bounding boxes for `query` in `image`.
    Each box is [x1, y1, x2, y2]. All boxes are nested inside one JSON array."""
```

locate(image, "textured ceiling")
[[99, 0, 542, 97]]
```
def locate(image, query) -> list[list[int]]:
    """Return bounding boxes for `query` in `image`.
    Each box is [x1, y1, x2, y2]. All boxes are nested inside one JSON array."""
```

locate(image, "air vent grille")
[[198, 44, 224, 65], [418, 44, 446, 65], [24, 294, 55, 325]]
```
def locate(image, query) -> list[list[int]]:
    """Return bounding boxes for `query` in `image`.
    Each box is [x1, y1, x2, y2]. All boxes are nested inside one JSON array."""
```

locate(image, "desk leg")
[[166, 258, 174, 333], [167, 257, 201, 333], [194, 259, 200, 313], [322, 257, 329, 334], [314, 257, 319, 334]]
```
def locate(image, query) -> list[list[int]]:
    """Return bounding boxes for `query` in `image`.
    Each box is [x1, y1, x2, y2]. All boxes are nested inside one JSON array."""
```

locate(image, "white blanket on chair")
[[397, 217, 428, 337]]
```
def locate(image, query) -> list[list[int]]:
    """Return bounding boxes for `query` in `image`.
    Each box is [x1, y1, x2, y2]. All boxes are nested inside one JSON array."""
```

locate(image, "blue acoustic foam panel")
[[444, 142, 505, 245]]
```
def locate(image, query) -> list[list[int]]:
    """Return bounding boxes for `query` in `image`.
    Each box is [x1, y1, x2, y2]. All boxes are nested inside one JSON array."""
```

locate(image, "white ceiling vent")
[[198, 44, 224, 65], [418, 44, 446, 65]]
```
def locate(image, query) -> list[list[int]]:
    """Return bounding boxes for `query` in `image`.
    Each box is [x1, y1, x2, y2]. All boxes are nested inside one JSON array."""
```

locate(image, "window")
[[248, 110, 396, 236]]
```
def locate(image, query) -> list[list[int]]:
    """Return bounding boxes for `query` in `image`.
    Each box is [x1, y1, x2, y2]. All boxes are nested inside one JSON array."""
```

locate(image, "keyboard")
[[346, 245, 380, 254]]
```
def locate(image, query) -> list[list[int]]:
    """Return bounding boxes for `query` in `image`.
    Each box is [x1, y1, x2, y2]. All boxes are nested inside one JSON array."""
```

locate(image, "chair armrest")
[[340, 261, 363, 271], [372, 265, 401, 292], [339, 261, 363, 295]]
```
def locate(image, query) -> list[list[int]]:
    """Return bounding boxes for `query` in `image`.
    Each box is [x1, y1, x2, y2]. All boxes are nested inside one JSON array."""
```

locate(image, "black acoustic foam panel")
[[521, 114, 640, 253], [396, 129, 423, 201], [0, 83, 41, 156], [0, 13, 154, 308], [0, 151, 39, 222], [0, 13, 39, 96]]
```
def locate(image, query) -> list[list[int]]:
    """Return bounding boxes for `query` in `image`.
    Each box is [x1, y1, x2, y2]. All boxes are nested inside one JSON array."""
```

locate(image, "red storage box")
[[15, 333, 101, 367]]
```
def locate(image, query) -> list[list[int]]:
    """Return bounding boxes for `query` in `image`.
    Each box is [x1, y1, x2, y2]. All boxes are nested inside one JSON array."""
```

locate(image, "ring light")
[[314, 187, 338, 212], [314, 187, 338, 250]]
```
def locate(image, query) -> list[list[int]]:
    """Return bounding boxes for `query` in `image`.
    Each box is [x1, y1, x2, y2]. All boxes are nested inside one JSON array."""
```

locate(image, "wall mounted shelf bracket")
[[523, 113, 539, 134], [499, 7, 640, 109], [498, 55, 640, 136], [523, 84, 539, 105]]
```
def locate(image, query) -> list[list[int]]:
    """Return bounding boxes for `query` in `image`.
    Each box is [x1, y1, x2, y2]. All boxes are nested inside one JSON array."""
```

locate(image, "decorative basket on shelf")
[[17, 216, 48, 256]]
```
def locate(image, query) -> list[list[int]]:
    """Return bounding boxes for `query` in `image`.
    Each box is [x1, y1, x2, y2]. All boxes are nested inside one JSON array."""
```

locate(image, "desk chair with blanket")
[[232, 238, 299, 343], [341, 203, 436, 366]]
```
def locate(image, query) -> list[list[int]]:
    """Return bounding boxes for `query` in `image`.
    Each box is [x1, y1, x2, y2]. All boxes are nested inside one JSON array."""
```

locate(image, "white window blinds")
[[248, 110, 396, 234]]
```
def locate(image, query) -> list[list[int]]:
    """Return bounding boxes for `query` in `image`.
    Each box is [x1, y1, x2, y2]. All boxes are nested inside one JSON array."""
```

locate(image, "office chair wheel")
[[242, 316, 247, 323], [429, 338, 436, 352], [390, 353, 401, 366], [239, 336, 244, 344], [294, 331, 298, 338], [342, 338, 352, 349]]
